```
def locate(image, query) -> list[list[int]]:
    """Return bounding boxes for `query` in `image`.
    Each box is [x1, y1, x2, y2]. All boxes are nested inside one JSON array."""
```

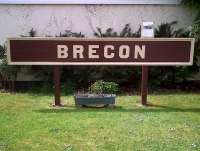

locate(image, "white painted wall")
[[0, 4, 195, 45]]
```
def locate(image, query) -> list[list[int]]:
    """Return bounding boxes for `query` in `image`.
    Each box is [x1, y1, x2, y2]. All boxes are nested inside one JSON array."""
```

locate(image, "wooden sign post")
[[7, 37, 195, 106], [140, 21, 153, 106], [54, 66, 61, 106], [141, 66, 148, 105]]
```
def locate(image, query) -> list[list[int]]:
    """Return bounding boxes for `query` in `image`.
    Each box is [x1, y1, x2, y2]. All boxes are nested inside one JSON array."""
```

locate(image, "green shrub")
[[181, 0, 200, 39], [94, 24, 140, 37], [61, 80, 75, 95], [0, 45, 24, 91], [89, 80, 119, 94]]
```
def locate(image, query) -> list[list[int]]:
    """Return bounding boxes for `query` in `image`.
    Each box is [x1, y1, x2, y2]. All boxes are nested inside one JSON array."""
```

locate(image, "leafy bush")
[[61, 80, 75, 95], [154, 21, 190, 38], [181, 0, 200, 75], [94, 24, 140, 38], [89, 80, 119, 94], [181, 0, 200, 39], [0, 28, 39, 91], [0, 45, 23, 91]]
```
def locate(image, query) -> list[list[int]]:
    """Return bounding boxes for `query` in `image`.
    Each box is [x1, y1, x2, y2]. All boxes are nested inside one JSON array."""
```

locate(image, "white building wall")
[[0, 4, 195, 45]]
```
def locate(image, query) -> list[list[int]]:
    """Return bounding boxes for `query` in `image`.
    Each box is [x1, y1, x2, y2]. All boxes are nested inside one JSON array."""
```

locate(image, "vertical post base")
[[53, 66, 62, 106], [141, 66, 149, 106]]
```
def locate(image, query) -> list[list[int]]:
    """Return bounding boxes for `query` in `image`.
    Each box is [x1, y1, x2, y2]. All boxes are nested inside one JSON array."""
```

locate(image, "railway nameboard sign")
[[7, 37, 194, 66]]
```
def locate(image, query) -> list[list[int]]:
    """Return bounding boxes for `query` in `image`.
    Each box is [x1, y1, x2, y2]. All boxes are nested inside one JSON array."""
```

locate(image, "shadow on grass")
[[16, 89, 200, 97], [34, 104, 200, 114]]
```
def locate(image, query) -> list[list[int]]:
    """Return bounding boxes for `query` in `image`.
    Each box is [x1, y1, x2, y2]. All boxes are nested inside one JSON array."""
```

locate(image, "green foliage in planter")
[[89, 80, 119, 94]]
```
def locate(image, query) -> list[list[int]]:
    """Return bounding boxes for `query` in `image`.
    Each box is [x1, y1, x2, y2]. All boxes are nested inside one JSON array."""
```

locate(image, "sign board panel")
[[7, 37, 194, 66]]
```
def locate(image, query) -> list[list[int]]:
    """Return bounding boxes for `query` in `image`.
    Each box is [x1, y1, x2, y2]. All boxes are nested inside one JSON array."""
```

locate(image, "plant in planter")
[[74, 80, 119, 107]]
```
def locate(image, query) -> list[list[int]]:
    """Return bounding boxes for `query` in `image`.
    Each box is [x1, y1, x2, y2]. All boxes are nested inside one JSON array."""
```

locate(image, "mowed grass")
[[0, 92, 200, 151]]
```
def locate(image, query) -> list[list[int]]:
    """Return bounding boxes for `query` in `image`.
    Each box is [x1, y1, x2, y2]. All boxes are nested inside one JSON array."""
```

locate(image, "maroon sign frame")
[[7, 37, 194, 66]]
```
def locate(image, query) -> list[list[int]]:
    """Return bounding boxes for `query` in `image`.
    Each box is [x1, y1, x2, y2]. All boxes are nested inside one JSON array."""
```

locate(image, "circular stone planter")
[[74, 94, 116, 107]]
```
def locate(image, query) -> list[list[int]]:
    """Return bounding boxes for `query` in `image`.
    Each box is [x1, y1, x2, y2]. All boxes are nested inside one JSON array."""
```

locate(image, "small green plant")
[[89, 80, 119, 94]]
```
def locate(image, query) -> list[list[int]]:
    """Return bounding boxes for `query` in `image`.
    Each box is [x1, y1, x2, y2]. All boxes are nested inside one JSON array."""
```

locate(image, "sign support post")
[[140, 21, 154, 106], [54, 66, 61, 106], [141, 66, 148, 106]]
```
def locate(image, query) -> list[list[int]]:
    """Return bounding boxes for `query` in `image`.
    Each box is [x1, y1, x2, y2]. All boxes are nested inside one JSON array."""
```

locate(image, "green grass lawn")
[[0, 92, 200, 151]]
